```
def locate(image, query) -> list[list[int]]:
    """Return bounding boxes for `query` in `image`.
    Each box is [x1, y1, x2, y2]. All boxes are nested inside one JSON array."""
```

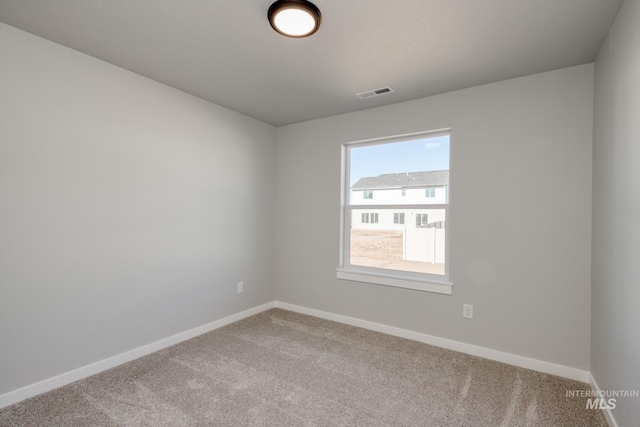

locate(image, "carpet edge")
[[274, 301, 591, 383], [0, 302, 275, 410]]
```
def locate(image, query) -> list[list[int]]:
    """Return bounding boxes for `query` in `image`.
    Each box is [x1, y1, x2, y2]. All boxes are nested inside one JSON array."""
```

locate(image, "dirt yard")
[[350, 229, 444, 275]]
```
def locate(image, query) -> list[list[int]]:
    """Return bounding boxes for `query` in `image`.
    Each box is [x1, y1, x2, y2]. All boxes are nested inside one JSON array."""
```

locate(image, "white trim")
[[274, 301, 590, 382], [342, 129, 451, 148], [589, 373, 619, 427], [0, 300, 595, 411], [337, 268, 453, 295], [0, 302, 275, 410], [339, 130, 452, 288], [349, 203, 449, 210]]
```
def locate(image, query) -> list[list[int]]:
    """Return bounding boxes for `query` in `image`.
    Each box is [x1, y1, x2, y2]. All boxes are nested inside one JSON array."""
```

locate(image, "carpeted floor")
[[0, 308, 608, 426]]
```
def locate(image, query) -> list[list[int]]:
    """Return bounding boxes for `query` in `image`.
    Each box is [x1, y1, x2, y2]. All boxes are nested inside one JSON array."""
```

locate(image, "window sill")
[[336, 269, 453, 295]]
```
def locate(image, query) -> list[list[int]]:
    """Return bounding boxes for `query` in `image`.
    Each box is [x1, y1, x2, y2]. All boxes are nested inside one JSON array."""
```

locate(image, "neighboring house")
[[351, 170, 448, 230]]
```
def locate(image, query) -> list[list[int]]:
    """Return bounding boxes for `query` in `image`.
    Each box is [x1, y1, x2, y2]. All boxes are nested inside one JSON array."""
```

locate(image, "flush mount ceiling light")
[[268, 0, 321, 38]]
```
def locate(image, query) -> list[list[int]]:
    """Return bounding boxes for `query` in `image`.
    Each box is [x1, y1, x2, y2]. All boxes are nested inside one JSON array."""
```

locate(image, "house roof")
[[352, 170, 449, 190]]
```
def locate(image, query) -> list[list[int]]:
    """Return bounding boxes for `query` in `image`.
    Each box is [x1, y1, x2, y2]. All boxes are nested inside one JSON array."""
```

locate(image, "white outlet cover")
[[463, 304, 473, 319]]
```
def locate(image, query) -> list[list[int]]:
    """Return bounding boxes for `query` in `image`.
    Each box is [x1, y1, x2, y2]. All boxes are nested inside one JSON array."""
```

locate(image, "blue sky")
[[350, 135, 450, 186]]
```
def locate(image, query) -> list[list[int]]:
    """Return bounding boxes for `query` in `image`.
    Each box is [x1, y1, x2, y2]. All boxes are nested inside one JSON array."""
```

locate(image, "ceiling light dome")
[[268, 0, 321, 38]]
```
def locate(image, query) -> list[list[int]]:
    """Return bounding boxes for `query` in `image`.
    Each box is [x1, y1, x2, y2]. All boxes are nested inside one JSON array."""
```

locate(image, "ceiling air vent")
[[356, 86, 395, 100]]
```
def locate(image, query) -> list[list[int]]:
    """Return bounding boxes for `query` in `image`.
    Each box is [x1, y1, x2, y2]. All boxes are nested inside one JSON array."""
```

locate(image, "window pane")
[[350, 135, 449, 206], [350, 208, 446, 275], [394, 212, 405, 224], [344, 132, 450, 282]]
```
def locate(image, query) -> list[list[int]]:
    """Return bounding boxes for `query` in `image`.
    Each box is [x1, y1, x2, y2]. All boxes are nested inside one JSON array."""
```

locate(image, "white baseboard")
[[0, 302, 275, 410], [0, 300, 594, 411], [589, 373, 619, 427], [274, 301, 591, 383]]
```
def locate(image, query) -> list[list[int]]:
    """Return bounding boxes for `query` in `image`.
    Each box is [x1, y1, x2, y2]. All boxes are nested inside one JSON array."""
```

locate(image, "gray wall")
[[0, 23, 276, 395], [275, 64, 594, 370], [592, 0, 640, 425]]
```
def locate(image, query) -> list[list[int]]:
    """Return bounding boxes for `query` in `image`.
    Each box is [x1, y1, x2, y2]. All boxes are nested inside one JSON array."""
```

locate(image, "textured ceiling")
[[0, 0, 624, 126]]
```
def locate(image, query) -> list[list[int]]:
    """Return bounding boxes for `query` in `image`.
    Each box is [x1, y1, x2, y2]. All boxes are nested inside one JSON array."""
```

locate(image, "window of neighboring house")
[[361, 212, 379, 223], [416, 214, 429, 228], [338, 131, 451, 295]]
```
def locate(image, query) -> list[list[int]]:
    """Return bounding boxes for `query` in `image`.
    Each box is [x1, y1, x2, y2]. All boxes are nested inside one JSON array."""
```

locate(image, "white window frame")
[[337, 130, 453, 295]]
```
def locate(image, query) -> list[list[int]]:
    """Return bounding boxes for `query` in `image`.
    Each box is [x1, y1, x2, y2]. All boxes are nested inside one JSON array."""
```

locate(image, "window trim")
[[336, 269, 453, 294], [337, 130, 453, 295]]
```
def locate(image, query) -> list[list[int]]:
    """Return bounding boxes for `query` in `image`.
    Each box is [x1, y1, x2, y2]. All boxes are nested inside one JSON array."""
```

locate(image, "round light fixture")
[[268, 0, 321, 38]]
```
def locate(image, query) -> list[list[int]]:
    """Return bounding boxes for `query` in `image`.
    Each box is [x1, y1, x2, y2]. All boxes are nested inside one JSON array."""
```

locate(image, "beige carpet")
[[0, 309, 608, 426]]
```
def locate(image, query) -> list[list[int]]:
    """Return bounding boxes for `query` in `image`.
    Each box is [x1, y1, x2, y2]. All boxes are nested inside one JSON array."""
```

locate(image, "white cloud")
[[424, 142, 440, 149]]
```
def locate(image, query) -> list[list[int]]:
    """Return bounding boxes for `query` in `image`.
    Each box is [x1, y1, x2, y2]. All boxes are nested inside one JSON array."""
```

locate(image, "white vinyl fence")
[[404, 228, 445, 263]]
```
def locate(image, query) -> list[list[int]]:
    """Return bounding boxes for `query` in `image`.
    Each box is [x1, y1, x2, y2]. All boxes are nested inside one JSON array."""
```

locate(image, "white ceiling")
[[0, 0, 624, 127]]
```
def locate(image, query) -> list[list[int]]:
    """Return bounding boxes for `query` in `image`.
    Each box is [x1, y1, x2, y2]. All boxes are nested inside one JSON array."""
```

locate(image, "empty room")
[[0, 1, 638, 426]]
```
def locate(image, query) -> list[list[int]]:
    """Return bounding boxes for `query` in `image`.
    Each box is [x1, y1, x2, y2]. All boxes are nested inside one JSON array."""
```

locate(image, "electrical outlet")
[[237, 281, 244, 293], [463, 304, 473, 319]]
